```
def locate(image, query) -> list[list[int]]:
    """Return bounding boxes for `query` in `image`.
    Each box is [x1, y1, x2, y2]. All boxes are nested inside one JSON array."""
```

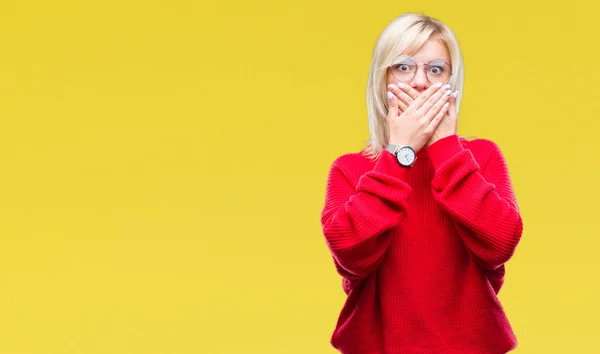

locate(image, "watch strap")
[[385, 144, 400, 154]]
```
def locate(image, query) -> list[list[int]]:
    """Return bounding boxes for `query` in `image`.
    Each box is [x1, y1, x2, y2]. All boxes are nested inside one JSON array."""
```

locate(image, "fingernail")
[[444, 102, 450, 108], [444, 89, 452, 96], [388, 84, 398, 90], [434, 82, 443, 88], [397, 83, 405, 89], [443, 84, 451, 90], [387, 91, 393, 100], [453, 91, 459, 98]]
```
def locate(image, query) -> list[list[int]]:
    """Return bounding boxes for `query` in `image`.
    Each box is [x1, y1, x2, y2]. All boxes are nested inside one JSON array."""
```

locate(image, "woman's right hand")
[[386, 82, 453, 153]]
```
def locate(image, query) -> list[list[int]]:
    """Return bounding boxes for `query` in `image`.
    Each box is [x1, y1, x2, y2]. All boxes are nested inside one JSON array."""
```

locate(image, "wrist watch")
[[386, 144, 416, 167]]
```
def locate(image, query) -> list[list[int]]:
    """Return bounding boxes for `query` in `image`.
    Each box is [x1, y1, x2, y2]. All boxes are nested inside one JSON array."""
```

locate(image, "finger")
[[411, 82, 447, 111], [398, 99, 408, 112], [418, 84, 452, 115], [448, 91, 458, 119], [397, 83, 419, 101], [386, 91, 398, 119], [387, 84, 411, 111], [442, 91, 457, 120], [421, 87, 452, 123], [427, 101, 450, 130]]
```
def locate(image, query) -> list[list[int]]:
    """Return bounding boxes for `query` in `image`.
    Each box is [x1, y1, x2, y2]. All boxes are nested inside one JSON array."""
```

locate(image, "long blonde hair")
[[363, 13, 466, 159]]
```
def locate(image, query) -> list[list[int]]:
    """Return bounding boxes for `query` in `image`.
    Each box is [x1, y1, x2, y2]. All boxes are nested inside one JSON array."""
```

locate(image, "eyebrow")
[[392, 57, 449, 64]]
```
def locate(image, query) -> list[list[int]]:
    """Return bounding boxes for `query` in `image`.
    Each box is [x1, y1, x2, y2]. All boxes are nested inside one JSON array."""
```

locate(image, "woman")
[[320, 13, 523, 354]]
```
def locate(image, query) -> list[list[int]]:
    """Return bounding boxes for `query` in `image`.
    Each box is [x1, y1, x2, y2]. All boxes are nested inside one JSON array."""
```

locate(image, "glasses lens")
[[390, 56, 416, 82], [390, 56, 452, 84], [426, 59, 451, 84]]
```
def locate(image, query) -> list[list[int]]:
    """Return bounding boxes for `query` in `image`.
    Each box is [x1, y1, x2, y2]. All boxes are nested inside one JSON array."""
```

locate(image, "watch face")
[[397, 146, 415, 166]]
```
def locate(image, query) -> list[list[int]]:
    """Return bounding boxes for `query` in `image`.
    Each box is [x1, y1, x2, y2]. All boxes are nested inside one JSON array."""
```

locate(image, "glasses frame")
[[388, 56, 453, 85]]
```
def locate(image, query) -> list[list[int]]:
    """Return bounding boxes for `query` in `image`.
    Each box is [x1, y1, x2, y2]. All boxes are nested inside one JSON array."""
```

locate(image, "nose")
[[409, 66, 429, 92]]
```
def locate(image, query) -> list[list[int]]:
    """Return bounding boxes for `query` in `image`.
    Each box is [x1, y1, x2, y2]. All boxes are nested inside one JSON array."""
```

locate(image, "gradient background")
[[0, 0, 598, 353]]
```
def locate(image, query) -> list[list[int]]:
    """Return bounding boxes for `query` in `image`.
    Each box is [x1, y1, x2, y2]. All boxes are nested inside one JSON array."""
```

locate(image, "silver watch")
[[386, 144, 416, 167]]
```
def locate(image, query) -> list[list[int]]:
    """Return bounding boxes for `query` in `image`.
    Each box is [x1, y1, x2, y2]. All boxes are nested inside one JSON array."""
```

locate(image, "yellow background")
[[0, 0, 598, 353]]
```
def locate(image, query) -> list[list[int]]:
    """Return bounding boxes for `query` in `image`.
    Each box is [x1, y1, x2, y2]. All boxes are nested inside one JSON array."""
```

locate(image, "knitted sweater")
[[320, 134, 523, 354]]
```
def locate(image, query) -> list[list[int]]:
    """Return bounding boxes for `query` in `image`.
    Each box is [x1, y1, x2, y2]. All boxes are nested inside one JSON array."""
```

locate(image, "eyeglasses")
[[389, 55, 452, 85]]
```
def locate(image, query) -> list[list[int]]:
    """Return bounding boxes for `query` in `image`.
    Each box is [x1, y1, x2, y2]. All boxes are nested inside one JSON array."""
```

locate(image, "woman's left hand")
[[389, 83, 458, 147], [426, 92, 458, 147]]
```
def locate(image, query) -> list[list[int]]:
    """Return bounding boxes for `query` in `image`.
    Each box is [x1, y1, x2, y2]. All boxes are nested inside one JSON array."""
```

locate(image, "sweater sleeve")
[[320, 150, 412, 280], [426, 134, 523, 271]]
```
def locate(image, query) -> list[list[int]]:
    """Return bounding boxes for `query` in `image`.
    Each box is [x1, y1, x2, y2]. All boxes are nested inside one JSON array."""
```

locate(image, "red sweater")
[[320, 134, 523, 354]]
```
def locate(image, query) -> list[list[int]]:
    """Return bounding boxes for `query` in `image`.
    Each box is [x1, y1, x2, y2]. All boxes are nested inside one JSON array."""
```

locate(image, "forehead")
[[410, 38, 450, 63]]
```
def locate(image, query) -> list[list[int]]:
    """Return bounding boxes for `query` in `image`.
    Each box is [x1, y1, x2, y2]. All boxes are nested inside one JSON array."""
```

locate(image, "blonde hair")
[[362, 13, 466, 159]]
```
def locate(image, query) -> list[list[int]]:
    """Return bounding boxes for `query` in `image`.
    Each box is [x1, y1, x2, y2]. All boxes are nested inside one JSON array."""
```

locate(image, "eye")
[[428, 66, 444, 75], [392, 64, 411, 72]]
